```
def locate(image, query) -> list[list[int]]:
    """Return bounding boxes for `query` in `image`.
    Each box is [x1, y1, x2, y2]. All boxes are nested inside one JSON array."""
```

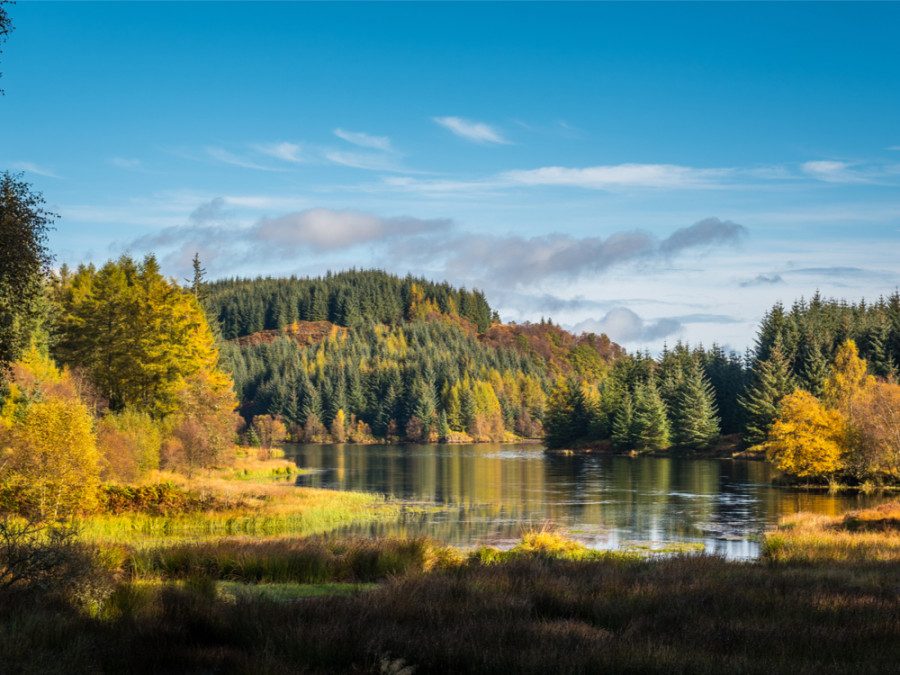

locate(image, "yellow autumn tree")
[[162, 368, 239, 477], [763, 389, 847, 480], [7, 396, 100, 519], [52, 254, 224, 417], [824, 339, 873, 423], [849, 381, 900, 479]]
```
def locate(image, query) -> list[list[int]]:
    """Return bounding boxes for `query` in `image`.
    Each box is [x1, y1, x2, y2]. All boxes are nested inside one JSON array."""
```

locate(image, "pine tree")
[[798, 337, 830, 398], [632, 380, 670, 452], [672, 361, 720, 451], [611, 390, 635, 451], [739, 341, 795, 449]]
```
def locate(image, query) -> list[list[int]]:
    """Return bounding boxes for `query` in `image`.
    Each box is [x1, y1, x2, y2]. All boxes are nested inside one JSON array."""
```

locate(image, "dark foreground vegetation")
[[4, 513, 900, 674]]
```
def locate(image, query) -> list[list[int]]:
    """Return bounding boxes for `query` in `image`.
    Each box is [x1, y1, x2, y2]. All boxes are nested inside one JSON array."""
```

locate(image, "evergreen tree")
[[738, 341, 795, 449], [798, 337, 830, 398], [632, 380, 670, 452], [611, 390, 635, 450], [672, 362, 720, 451]]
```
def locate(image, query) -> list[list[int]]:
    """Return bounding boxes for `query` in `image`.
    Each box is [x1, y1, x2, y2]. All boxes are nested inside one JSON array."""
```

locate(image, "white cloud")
[[573, 308, 681, 344], [334, 128, 392, 151], [502, 163, 731, 190], [433, 116, 511, 145], [206, 147, 286, 172], [11, 162, 61, 179], [323, 150, 405, 172], [251, 208, 450, 253], [253, 142, 305, 163], [801, 160, 871, 184]]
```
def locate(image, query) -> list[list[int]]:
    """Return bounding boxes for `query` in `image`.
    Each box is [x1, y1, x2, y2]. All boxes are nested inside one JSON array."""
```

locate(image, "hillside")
[[212, 270, 623, 443]]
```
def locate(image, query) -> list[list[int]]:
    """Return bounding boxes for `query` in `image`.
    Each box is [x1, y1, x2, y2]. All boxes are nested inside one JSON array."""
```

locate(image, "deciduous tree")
[[763, 390, 846, 480]]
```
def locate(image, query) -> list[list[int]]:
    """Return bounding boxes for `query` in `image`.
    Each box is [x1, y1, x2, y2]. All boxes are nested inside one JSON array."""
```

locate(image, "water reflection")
[[285, 443, 890, 559]]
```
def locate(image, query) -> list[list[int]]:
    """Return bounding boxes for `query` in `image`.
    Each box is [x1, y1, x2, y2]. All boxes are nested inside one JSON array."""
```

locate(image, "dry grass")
[[761, 500, 900, 563], [7, 542, 900, 674]]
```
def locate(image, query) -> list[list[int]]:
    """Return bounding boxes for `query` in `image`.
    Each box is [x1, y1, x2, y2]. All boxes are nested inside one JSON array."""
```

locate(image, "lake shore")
[[4, 483, 900, 674]]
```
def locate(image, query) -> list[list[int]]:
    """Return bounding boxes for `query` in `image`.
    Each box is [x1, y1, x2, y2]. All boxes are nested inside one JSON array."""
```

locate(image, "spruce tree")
[[672, 362, 720, 451], [632, 380, 670, 452], [611, 390, 635, 450], [738, 341, 795, 449]]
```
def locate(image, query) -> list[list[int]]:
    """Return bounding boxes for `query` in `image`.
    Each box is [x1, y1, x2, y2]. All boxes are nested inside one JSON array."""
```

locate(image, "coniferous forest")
[[201, 269, 900, 484]]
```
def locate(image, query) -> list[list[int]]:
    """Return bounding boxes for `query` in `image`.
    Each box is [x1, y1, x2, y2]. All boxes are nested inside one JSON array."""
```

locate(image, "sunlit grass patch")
[[761, 502, 900, 563], [80, 486, 399, 546], [217, 581, 377, 602]]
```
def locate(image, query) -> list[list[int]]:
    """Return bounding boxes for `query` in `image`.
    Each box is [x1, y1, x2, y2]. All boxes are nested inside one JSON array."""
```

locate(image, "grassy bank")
[[5, 527, 900, 674], [6, 459, 900, 674], [76, 456, 400, 546], [761, 501, 900, 563]]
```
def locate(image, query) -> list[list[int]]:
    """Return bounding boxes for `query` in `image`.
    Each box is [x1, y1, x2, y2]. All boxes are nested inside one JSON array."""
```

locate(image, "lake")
[[284, 443, 890, 559]]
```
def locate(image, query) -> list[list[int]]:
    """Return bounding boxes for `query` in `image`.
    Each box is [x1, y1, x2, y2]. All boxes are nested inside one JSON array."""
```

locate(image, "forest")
[[3, 169, 900, 517]]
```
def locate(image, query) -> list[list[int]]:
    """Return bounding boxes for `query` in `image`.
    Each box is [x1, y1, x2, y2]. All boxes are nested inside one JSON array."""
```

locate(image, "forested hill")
[[205, 269, 495, 339], [209, 270, 623, 444]]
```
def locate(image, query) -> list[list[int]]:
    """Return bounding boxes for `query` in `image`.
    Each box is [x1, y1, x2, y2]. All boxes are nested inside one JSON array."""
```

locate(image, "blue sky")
[[2, 2, 899, 353]]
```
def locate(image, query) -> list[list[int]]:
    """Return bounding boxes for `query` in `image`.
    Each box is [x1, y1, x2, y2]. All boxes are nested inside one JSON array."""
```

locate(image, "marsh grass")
[[7, 542, 900, 674], [81, 485, 398, 546], [127, 536, 454, 583], [761, 501, 900, 563]]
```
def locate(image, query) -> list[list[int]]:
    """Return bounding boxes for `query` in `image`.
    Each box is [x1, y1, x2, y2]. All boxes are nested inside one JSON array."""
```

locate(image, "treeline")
[[223, 318, 549, 443], [212, 270, 623, 445], [544, 343, 745, 452], [545, 292, 900, 475], [206, 270, 495, 339]]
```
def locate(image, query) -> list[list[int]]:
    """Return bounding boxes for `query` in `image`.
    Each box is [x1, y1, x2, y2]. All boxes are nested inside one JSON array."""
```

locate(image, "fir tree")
[[611, 390, 635, 451], [738, 341, 795, 449], [672, 362, 720, 451], [632, 380, 670, 452]]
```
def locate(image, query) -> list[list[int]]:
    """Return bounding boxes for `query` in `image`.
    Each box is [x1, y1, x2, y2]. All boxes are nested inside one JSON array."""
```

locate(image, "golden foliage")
[[763, 389, 846, 479], [7, 396, 100, 518], [824, 339, 873, 421], [850, 382, 900, 478]]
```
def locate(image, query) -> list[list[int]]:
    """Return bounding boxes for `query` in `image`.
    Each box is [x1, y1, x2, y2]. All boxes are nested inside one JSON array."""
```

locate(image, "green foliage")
[[206, 269, 495, 339], [671, 361, 720, 451], [739, 340, 795, 449], [631, 380, 670, 452], [52, 255, 227, 417], [0, 172, 55, 379]]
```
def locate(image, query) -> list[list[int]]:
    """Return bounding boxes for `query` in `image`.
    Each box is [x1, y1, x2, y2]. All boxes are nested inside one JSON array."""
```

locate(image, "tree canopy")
[[0, 172, 55, 378]]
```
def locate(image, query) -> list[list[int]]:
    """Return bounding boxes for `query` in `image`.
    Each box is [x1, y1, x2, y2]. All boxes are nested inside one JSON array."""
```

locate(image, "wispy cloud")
[[109, 157, 143, 171], [503, 163, 731, 190], [433, 116, 511, 145], [206, 147, 286, 172], [251, 208, 449, 253], [801, 160, 872, 184], [253, 142, 305, 163], [323, 150, 406, 172], [189, 197, 231, 225], [334, 128, 392, 151], [398, 217, 746, 286], [11, 161, 61, 179], [740, 273, 784, 288], [660, 218, 747, 254]]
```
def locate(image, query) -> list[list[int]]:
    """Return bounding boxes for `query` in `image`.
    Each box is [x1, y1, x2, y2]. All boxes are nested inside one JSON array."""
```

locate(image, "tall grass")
[[761, 501, 900, 563], [80, 486, 399, 546], [7, 544, 900, 674]]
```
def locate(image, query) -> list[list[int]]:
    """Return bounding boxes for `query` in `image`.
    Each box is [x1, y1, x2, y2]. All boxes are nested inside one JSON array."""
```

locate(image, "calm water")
[[284, 443, 890, 559]]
